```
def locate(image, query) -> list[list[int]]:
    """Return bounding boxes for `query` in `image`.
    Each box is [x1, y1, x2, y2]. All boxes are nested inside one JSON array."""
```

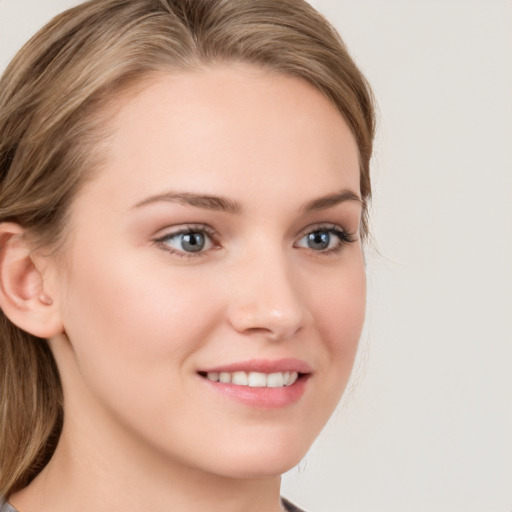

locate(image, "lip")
[[197, 358, 312, 409], [198, 358, 313, 374]]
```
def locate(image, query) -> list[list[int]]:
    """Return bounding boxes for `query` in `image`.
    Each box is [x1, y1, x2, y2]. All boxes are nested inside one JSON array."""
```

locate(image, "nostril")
[[245, 326, 274, 335]]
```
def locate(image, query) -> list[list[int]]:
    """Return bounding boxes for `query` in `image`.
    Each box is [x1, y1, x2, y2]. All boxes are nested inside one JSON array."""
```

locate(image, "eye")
[[154, 226, 216, 256], [295, 225, 355, 254]]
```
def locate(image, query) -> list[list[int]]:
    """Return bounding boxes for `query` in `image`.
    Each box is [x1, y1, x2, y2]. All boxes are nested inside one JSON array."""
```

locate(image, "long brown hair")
[[0, 0, 375, 496]]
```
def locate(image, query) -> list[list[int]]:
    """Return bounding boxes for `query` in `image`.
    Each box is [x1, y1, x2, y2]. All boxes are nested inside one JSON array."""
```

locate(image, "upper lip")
[[198, 358, 313, 374]]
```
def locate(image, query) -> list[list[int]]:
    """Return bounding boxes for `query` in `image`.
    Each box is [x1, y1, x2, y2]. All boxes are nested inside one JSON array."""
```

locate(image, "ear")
[[0, 222, 63, 338]]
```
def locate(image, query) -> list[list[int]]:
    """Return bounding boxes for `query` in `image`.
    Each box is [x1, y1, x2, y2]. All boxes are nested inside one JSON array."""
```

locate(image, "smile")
[[204, 371, 299, 388], [197, 359, 311, 409]]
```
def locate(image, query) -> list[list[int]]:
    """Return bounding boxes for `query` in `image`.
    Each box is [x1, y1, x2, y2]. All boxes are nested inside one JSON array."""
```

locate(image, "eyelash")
[[153, 224, 219, 259], [294, 223, 356, 256], [153, 223, 356, 259]]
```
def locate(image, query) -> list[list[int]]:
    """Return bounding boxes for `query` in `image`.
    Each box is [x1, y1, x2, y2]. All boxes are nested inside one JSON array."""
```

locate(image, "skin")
[[10, 64, 365, 512]]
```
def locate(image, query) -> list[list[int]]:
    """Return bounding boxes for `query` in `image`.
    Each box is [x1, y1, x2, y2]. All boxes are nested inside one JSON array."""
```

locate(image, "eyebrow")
[[132, 188, 362, 214], [300, 189, 363, 213], [133, 192, 242, 214]]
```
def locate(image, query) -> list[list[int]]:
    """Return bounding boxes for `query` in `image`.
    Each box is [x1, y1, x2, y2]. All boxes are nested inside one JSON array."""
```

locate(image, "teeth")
[[231, 371, 248, 385], [248, 372, 267, 387], [207, 372, 219, 382], [205, 370, 300, 388], [219, 372, 231, 383], [267, 372, 284, 388]]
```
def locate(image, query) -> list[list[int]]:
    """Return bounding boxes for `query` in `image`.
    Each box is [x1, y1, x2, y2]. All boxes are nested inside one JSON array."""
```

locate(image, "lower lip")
[[200, 375, 309, 409]]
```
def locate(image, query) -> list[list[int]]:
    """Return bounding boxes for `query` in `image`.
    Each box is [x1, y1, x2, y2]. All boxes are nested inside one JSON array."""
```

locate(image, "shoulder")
[[281, 497, 308, 512], [0, 498, 18, 512]]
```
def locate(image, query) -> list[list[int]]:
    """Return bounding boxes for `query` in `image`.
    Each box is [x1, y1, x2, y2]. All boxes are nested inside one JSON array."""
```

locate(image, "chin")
[[200, 431, 315, 479]]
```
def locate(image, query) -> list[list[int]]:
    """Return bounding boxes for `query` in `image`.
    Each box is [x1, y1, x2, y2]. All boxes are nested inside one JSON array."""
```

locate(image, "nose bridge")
[[227, 242, 307, 340]]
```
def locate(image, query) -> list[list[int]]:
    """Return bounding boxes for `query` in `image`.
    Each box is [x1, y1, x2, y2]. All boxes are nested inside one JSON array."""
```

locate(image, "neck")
[[10, 420, 283, 512]]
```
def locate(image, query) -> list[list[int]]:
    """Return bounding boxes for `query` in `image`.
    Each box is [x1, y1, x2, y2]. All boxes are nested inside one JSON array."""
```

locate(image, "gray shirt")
[[0, 499, 16, 512]]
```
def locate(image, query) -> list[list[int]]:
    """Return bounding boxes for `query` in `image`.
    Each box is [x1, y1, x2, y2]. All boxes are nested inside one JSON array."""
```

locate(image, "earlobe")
[[0, 222, 63, 338]]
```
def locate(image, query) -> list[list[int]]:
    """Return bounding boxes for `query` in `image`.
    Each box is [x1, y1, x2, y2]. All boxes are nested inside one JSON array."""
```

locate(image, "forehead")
[[78, 64, 360, 209]]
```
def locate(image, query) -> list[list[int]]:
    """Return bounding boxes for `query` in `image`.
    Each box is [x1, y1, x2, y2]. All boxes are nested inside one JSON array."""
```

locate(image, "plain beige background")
[[1, 1, 511, 511]]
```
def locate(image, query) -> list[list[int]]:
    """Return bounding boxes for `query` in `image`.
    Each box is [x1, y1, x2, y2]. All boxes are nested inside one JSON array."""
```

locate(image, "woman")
[[0, 0, 375, 510]]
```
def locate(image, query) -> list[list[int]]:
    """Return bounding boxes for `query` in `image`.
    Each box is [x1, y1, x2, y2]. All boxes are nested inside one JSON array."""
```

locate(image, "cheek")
[[56, 253, 228, 455], [58, 248, 221, 392], [311, 258, 366, 352], [306, 255, 366, 400]]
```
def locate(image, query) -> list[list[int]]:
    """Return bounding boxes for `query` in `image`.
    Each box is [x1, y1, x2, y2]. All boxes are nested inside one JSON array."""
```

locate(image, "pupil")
[[182, 232, 205, 252], [308, 231, 329, 250]]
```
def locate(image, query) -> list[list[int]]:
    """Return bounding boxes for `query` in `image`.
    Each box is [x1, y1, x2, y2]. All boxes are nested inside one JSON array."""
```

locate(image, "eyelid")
[[294, 223, 357, 253], [295, 222, 354, 239]]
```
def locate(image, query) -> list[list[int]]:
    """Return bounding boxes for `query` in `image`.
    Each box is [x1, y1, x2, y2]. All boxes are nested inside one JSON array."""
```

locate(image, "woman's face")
[[49, 65, 365, 479]]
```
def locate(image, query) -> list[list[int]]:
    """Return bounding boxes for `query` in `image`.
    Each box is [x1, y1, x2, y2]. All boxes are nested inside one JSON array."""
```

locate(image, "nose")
[[226, 251, 309, 341]]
